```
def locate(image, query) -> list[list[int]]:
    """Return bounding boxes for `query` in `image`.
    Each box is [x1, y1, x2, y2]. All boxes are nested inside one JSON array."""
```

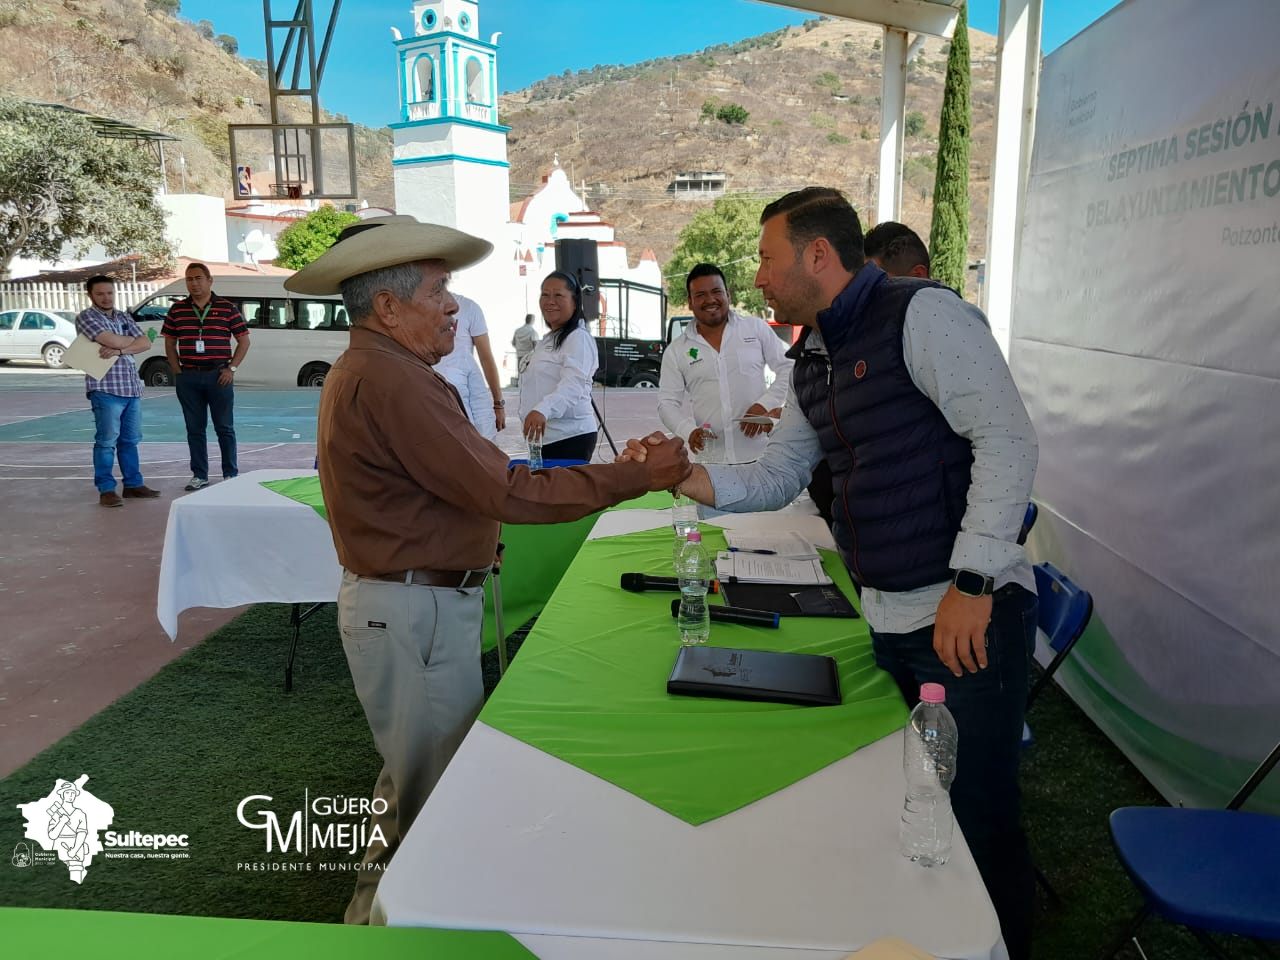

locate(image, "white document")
[[722, 530, 820, 559], [64, 335, 119, 380], [715, 550, 832, 585]]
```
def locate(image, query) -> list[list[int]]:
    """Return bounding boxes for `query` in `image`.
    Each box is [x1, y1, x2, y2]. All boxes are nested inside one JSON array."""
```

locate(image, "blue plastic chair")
[[1100, 740, 1280, 959], [1026, 562, 1094, 710], [1017, 501, 1038, 545]]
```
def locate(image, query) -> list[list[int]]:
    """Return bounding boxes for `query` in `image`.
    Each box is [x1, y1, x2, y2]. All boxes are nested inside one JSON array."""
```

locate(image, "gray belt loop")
[[404, 570, 413, 586], [456, 568, 475, 593]]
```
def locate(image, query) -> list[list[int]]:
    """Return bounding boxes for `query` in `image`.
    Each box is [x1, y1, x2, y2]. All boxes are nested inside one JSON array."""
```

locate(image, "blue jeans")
[[89, 392, 144, 492], [175, 369, 238, 481], [871, 584, 1038, 960]]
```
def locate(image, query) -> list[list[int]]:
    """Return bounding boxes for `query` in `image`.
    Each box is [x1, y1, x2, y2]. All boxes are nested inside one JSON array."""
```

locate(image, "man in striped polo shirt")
[[76, 275, 162, 507], [162, 262, 251, 491]]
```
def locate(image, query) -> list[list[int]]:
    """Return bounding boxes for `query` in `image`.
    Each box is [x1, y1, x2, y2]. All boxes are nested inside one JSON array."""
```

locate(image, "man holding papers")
[[625, 188, 1039, 959], [658, 263, 793, 463], [75, 275, 161, 507]]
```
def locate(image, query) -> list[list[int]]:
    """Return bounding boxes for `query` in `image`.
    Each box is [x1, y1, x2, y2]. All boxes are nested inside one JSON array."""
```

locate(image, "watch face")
[[954, 570, 990, 596]]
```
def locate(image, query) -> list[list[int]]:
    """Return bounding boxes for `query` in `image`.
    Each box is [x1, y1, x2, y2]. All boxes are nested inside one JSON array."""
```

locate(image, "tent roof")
[[28, 101, 178, 142], [760, 0, 962, 38]]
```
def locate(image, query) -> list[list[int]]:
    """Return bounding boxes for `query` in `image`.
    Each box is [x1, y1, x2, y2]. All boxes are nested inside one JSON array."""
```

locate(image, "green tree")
[[0, 99, 170, 280], [196, 19, 214, 40], [216, 34, 239, 56], [274, 206, 360, 270], [929, 1, 971, 293], [665, 195, 768, 315], [904, 110, 927, 137], [145, 0, 180, 14]]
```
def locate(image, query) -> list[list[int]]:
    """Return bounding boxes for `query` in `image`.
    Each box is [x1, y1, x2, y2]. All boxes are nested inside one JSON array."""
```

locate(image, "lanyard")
[[194, 302, 212, 336]]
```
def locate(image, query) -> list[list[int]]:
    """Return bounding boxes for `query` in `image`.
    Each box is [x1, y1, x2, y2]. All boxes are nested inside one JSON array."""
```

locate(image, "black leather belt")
[[372, 568, 489, 588]]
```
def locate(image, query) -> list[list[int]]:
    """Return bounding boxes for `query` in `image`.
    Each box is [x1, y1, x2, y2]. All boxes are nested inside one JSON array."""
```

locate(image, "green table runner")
[[479, 524, 909, 825], [2, 907, 537, 958], [261, 476, 670, 652]]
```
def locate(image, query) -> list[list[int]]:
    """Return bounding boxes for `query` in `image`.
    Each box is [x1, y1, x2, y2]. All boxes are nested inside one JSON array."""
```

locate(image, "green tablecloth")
[[479, 524, 909, 825], [261, 476, 670, 652], [2, 908, 537, 958]]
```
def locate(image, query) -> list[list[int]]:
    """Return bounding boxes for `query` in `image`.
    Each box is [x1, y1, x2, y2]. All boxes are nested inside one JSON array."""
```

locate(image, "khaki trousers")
[[336, 569, 485, 924]]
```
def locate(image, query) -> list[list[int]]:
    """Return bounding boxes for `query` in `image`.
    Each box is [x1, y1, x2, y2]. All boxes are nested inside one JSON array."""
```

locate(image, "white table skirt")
[[373, 511, 1008, 960], [156, 470, 338, 639]]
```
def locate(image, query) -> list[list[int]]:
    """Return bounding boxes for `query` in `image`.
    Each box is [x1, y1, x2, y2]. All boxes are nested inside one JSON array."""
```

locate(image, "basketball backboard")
[[228, 122, 357, 201]]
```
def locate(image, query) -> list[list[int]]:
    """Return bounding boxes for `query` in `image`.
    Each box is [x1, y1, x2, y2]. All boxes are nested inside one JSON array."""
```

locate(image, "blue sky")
[[182, 0, 1123, 127]]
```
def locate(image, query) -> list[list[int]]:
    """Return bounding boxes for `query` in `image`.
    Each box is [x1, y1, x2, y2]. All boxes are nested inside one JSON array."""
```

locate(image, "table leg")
[[286, 602, 328, 692]]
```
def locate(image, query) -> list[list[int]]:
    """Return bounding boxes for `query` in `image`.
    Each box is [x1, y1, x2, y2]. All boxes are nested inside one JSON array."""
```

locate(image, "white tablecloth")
[[156, 470, 338, 640], [372, 511, 1008, 960]]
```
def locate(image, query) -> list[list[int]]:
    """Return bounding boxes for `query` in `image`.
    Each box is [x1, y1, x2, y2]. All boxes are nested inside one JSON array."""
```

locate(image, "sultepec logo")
[[15, 777, 114, 884]]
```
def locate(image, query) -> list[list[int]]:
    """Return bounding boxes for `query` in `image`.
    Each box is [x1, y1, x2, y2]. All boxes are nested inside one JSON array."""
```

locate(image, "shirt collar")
[[815, 261, 886, 351]]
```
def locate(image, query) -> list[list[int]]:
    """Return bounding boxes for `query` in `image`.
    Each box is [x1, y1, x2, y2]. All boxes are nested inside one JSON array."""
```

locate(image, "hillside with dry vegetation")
[[501, 16, 999, 278], [0, 0, 393, 206]]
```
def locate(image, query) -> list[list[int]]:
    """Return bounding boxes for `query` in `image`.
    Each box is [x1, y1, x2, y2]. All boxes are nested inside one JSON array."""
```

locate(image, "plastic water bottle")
[[697, 421, 721, 464], [671, 493, 699, 556], [527, 439, 543, 471], [899, 682, 958, 867], [675, 531, 712, 645]]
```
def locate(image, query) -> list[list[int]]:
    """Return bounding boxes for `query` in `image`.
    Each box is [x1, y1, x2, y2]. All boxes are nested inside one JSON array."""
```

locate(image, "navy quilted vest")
[[792, 265, 973, 591]]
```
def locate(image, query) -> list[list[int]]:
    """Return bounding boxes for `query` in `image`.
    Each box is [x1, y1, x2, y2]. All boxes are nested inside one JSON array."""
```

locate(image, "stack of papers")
[[723, 531, 820, 559], [715, 551, 832, 585]]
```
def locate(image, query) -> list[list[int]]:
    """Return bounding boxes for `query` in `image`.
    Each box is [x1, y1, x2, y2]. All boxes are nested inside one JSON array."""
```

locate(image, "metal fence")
[[0, 281, 161, 314]]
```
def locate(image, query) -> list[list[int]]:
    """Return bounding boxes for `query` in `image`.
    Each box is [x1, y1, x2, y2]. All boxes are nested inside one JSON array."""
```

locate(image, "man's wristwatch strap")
[[952, 568, 995, 597]]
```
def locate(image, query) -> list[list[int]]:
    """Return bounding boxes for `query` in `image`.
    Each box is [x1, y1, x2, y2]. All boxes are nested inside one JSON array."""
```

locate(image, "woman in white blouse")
[[518, 271, 599, 462]]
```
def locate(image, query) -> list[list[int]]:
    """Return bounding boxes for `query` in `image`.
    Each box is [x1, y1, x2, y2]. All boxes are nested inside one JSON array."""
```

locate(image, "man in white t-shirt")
[[511, 313, 540, 380], [434, 293, 506, 440], [658, 263, 793, 464]]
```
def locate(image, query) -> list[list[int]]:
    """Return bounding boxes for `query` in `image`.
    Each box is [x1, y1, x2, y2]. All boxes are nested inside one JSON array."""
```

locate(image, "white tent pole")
[[878, 26, 909, 223], [983, 0, 1043, 355]]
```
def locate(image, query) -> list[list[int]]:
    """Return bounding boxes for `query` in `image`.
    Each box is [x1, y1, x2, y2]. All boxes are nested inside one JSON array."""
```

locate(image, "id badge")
[[194, 339, 205, 354]]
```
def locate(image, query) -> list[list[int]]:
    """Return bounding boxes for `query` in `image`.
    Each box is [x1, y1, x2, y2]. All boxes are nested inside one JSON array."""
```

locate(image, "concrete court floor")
[[0, 362, 664, 777]]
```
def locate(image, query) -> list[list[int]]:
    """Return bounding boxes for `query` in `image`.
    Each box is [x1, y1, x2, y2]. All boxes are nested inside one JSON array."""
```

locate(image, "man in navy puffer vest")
[[627, 188, 1040, 958]]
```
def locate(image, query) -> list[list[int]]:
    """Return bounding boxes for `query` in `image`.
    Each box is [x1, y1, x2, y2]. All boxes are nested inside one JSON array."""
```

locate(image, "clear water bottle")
[[697, 421, 721, 464], [527, 439, 543, 471], [675, 531, 711, 645], [671, 492, 699, 559], [900, 682, 958, 867]]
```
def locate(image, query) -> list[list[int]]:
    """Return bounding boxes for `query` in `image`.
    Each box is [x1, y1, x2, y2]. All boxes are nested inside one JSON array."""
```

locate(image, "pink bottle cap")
[[920, 683, 946, 704], [686, 531, 702, 542]]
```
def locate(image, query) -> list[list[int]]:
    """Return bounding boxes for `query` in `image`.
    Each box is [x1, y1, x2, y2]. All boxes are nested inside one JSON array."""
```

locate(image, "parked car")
[[0, 308, 78, 368]]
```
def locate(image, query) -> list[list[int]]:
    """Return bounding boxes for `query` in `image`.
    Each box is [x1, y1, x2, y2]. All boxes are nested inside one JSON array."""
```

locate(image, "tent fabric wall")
[[1011, 0, 1280, 811]]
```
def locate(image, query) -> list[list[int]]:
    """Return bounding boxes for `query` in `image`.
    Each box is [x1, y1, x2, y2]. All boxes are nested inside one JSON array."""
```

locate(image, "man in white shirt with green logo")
[[657, 263, 793, 464]]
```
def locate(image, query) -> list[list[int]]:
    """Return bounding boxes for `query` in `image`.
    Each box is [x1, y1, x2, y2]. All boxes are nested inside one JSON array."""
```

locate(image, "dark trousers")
[[871, 584, 1038, 960], [542, 432, 597, 462], [175, 369, 238, 481]]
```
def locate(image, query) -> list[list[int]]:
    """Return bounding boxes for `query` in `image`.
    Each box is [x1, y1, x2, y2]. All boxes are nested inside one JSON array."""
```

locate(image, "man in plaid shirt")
[[75, 275, 162, 507]]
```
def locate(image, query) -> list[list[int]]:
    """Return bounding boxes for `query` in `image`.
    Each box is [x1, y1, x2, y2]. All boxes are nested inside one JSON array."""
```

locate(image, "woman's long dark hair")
[[542, 270, 586, 350]]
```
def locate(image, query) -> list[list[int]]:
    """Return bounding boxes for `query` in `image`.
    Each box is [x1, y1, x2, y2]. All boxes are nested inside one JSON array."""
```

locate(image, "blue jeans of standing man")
[[175, 369, 238, 482], [870, 584, 1039, 960], [89, 392, 145, 493]]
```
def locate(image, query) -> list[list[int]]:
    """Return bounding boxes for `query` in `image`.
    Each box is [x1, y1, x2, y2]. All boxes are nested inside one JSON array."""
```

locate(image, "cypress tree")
[[928, 2, 971, 294]]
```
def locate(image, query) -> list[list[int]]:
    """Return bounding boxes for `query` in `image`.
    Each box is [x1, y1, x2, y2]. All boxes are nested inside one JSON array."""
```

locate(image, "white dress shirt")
[[704, 288, 1038, 633], [435, 294, 496, 439], [657, 312, 794, 464], [517, 324, 599, 444]]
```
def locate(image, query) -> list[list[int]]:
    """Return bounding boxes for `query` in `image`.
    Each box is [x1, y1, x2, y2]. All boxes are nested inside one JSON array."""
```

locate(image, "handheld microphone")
[[669, 598, 781, 629], [621, 573, 720, 594]]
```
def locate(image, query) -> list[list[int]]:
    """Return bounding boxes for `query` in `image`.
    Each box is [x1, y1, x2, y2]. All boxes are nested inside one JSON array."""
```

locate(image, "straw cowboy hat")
[[284, 215, 493, 296]]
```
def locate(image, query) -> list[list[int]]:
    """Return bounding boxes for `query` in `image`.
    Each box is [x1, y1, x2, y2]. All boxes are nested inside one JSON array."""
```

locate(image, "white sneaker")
[[184, 477, 209, 491]]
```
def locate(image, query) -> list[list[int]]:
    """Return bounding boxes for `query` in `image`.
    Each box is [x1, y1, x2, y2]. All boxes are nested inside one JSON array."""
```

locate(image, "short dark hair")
[[760, 187, 864, 272], [524, 313, 535, 323], [184, 262, 212, 279], [864, 221, 930, 276], [684, 263, 728, 299], [542, 270, 586, 350], [84, 274, 115, 294]]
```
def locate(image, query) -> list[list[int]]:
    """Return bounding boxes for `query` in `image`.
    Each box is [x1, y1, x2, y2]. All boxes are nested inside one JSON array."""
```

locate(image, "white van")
[[127, 277, 350, 388]]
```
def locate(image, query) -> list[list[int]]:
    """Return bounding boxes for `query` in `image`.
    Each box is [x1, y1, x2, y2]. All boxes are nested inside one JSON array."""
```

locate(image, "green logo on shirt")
[[688, 348, 699, 360]]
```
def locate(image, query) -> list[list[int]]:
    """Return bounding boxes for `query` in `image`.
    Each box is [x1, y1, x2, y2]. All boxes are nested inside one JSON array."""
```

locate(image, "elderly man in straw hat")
[[286, 216, 691, 923]]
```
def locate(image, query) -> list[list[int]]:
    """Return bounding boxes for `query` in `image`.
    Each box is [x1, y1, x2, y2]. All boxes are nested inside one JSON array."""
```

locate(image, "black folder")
[[719, 581, 859, 619], [667, 645, 841, 707]]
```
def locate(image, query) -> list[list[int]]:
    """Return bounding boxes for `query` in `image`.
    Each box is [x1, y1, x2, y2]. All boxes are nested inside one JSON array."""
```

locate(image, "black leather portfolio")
[[719, 581, 859, 619], [667, 645, 842, 707]]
